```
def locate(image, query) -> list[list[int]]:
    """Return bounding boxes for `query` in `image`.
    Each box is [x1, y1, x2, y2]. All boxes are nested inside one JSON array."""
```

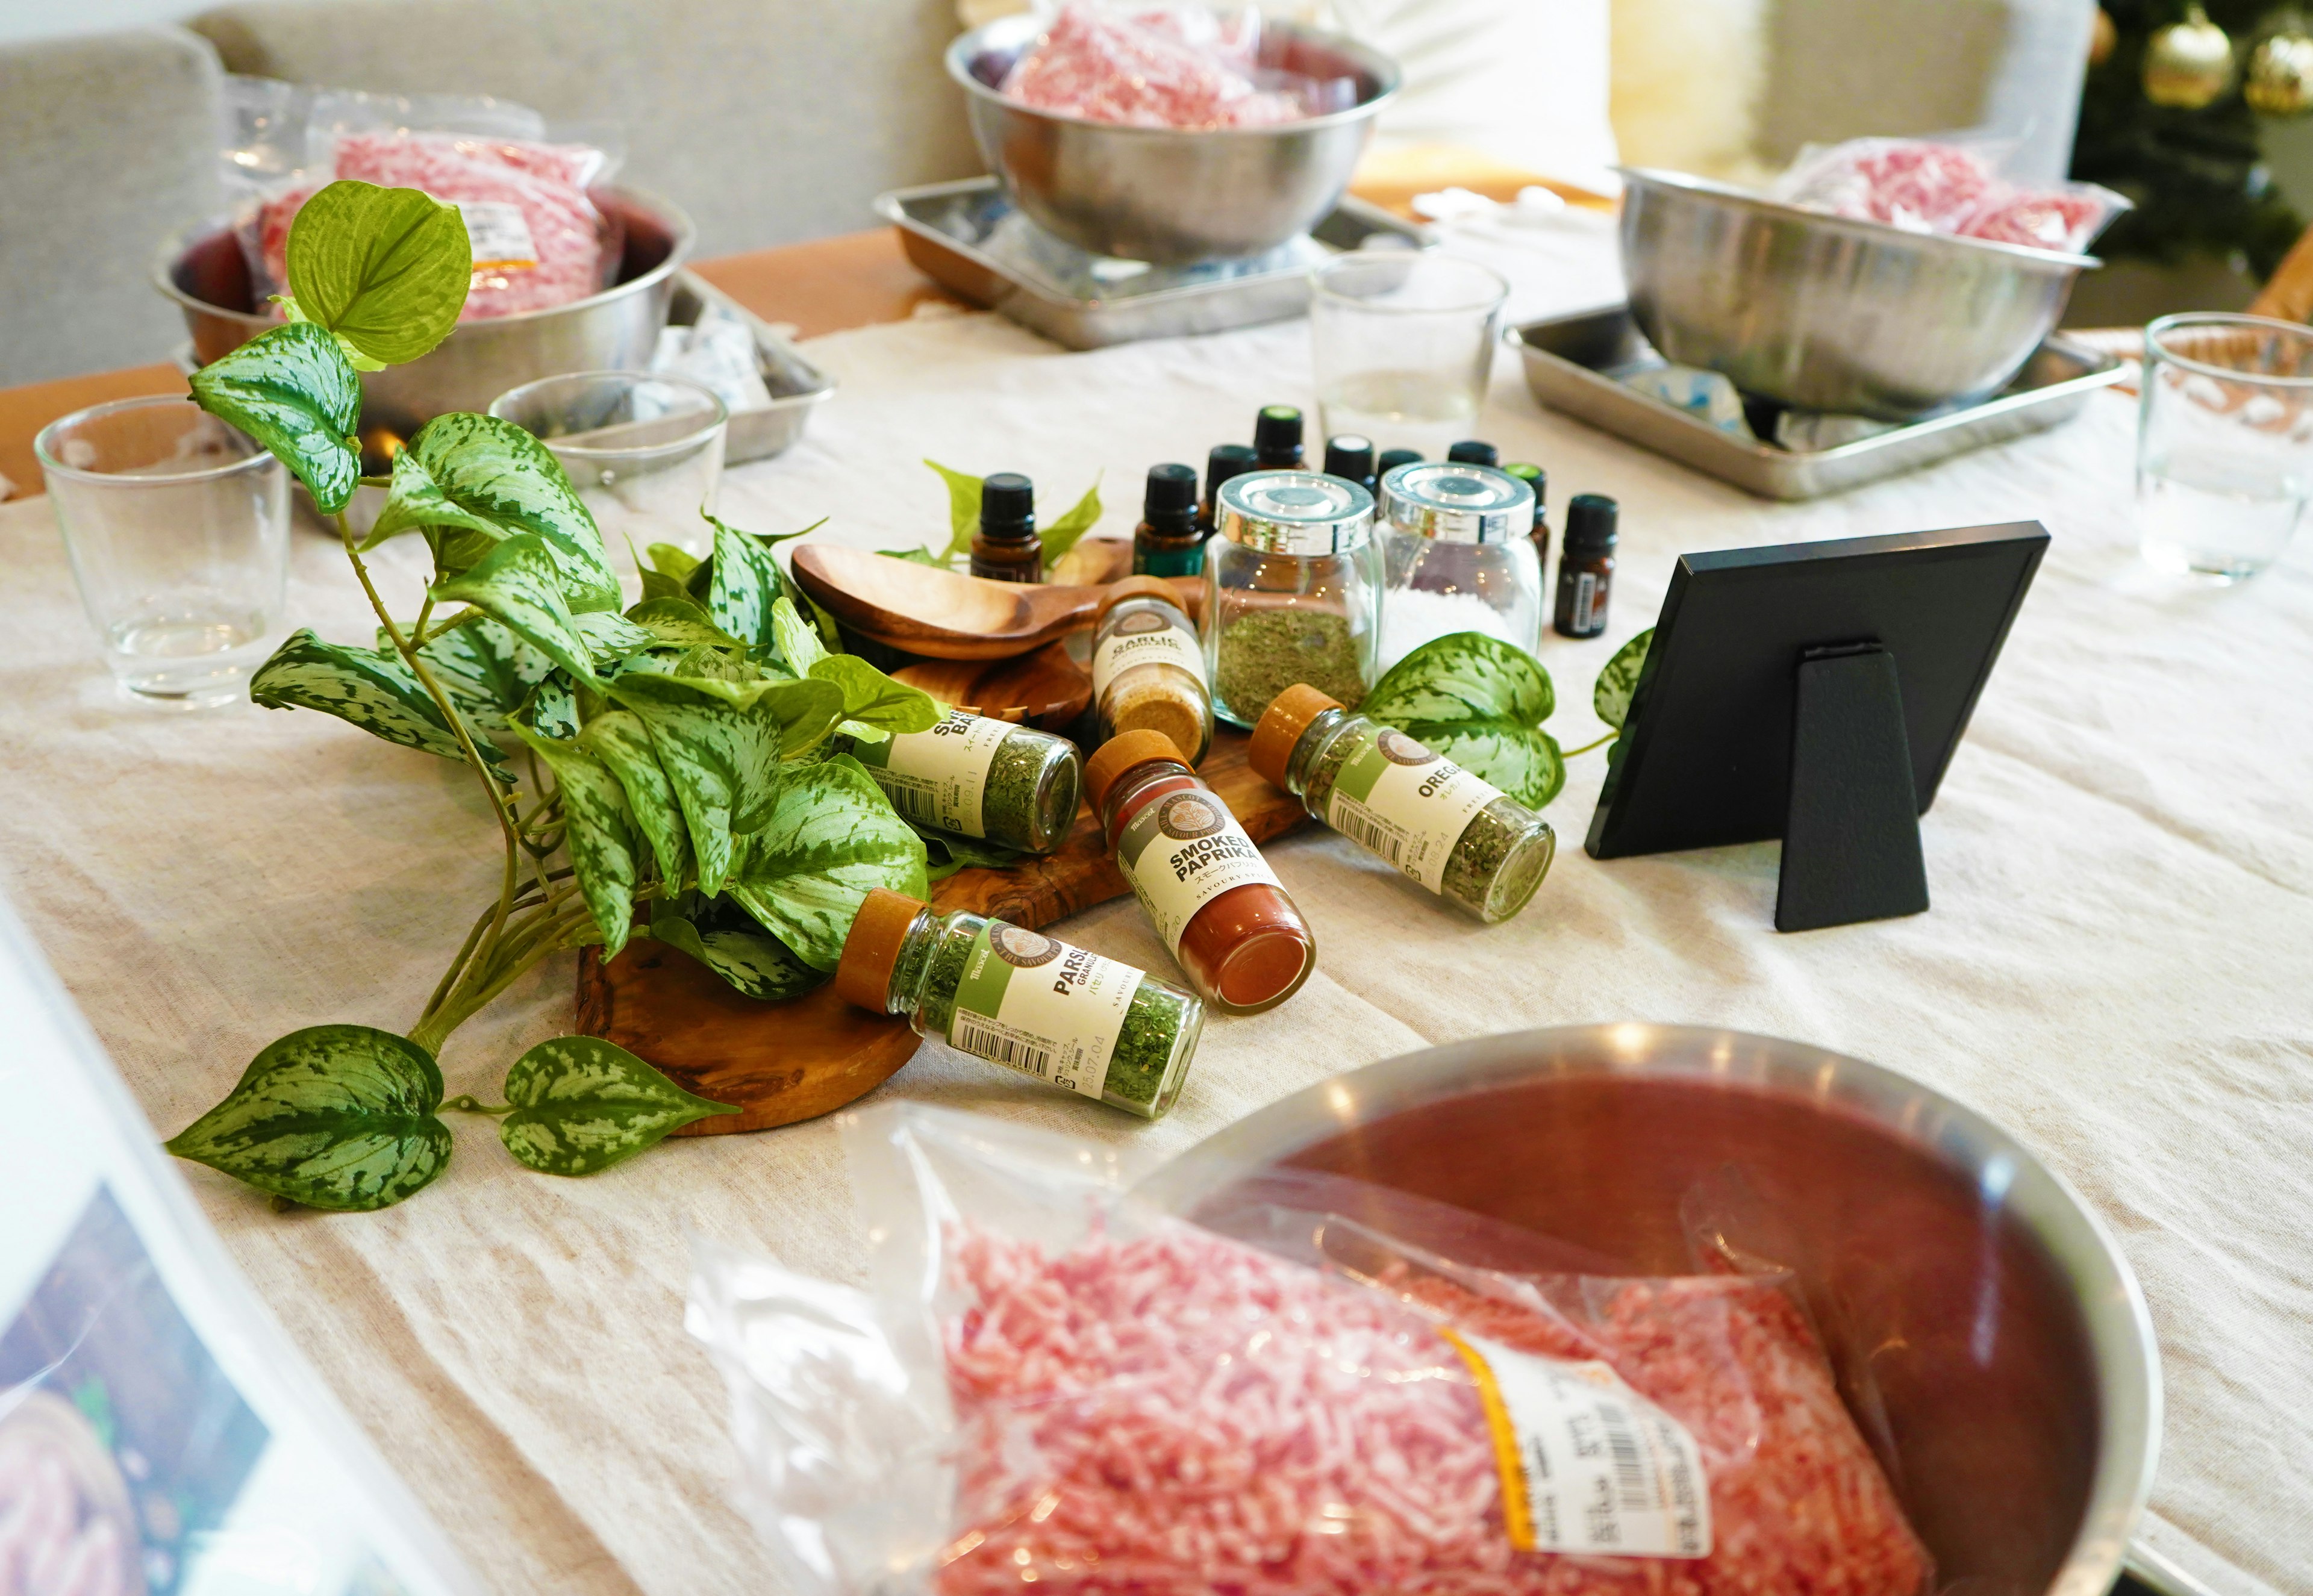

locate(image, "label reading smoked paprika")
[[1116, 789, 1281, 957], [1325, 729, 1500, 894]]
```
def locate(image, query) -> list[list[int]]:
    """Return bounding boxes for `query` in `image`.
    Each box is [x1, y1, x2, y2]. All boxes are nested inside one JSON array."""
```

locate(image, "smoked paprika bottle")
[[1084, 729, 1316, 1015]]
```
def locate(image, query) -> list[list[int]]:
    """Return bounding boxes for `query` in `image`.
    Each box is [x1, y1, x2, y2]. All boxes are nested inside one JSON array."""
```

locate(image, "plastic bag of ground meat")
[[999, 1, 1352, 128], [1768, 136, 2126, 254], [687, 1106, 1935, 1596]]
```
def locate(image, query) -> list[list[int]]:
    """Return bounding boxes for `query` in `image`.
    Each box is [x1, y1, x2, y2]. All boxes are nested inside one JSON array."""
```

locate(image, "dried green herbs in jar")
[[1214, 610, 1369, 726], [834, 890, 1205, 1118], [848, 708, 1080, 853], [1203, 469, 1377, 728], [1249, 684, 1556, 923]]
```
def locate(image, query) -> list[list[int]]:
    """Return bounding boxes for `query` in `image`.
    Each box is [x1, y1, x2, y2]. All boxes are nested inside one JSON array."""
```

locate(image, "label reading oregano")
[[1093, 609, 1205, 695], [852, 708, 1010, 837], [1117, 788, 1281, 956], [949, 924, 1140, 1099], [1325, 729, 1500, 894]]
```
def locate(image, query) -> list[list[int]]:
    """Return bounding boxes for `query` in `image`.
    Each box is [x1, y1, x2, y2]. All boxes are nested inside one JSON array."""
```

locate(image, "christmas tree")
[[2072, 1, 2305, 278]]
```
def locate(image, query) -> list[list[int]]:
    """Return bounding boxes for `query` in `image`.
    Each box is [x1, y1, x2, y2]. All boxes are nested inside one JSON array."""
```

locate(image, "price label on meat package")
[[454, 201, 538, 270], [852, 709, 1010, 838], [1091, 609, 1205, 695], [1440, 1329, 1712, 1560], [949, 924, 1141, 1099], [1117, 788, 1280, 957], [1324, 730, 1500, 893]]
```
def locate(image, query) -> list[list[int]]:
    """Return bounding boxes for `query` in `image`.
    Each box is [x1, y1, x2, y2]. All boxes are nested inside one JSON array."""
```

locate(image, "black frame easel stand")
[[1776, 644, 1929, 932]]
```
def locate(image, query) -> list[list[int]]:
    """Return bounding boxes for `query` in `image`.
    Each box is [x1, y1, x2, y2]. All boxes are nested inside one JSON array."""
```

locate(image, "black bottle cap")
[[1322, 433, 1376, 484], [1143, 462, 1200, 525], [1253, 404, 1304, 466], [1205, 443, 1258, 498], [1446, 439, 1500, 467], [981, 472, 1035, 538], [1375, 447, 1423, 475], [1563, 493, 1618, 551], [1504, 461, 1546, 505]]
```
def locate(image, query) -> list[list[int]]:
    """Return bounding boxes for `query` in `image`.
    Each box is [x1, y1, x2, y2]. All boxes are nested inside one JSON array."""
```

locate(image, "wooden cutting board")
[[575, 728, 1305, 1134]]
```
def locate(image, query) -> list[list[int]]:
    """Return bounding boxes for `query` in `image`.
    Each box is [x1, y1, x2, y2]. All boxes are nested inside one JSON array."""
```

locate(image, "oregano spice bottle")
[[1085, 729, 1316, 1015], [836, 889, 1205, 1118], [850, 708, 1080, 853]]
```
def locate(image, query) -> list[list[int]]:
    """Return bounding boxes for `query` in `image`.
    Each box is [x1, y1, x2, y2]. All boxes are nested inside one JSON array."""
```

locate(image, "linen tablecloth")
[[0, 217, 2306, 1596]]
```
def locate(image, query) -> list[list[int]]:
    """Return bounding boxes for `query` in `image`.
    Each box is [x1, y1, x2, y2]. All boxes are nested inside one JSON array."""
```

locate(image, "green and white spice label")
[[950, 924, 1141, 1099], [1093, 608, 1205, 694], [1325, 729, 1499, 894], [1117, 788, 1281, 956], [852, 708, 1010, 837]]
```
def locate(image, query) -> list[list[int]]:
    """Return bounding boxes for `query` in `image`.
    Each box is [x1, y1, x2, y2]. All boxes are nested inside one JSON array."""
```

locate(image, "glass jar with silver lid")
[[1202, 470, 1379, 729], [1373, 461, 1542, 675]]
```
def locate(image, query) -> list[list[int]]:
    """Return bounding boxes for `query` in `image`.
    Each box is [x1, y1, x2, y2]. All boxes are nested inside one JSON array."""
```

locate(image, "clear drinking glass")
[[489, 370, 728, 590], [1311, 252, 1509, 460], [37, 396, 290, 708], [2138, 313, 2313, 582]]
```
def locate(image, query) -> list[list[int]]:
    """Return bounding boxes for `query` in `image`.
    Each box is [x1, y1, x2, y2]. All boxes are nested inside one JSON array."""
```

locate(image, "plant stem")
[[443, 1097, 513, 1115], [1562, 732, 1617, 758]]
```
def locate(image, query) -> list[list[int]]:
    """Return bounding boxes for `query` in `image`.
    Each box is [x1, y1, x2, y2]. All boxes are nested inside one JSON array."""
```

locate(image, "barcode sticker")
[[851, 709, 1010, 838], [951, 1012, 1057, 1080], [456, 201, 537, 271], [1440, 1328, 1711, 1559], [1330, 800, 1406, 865], [947, 924, 1141, 1101], [1322, 729, 1499, 893]]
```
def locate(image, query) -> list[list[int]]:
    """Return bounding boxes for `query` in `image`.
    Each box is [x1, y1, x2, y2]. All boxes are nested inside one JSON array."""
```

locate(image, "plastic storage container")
[[1092, 576, 1213, 764], [1373, 460, 1542, 675], [1203, 469, 1378, 729]]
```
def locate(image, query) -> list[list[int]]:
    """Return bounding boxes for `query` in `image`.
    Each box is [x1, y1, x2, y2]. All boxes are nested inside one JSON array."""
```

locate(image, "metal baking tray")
[[1509, 305, 2127, 500], [877, 176, 1429, 350], [667, 269, 834, 464]]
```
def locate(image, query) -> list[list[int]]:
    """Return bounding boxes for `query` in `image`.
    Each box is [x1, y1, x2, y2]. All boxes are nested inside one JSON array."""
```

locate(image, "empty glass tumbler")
[[2137, 313, 2313, 582], [37, 395, 290, 708], [1311, 253, 1509, 461]]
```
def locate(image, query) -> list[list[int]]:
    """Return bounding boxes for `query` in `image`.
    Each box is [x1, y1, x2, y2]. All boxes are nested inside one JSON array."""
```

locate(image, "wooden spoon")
[[792, 544, 1201, 661], [891, 643, 1091, 730]]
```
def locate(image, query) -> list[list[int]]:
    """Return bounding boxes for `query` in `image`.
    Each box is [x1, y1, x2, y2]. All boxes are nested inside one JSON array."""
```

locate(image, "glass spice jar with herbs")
[[849, 708, 1079, 853], [836, 889, 1204, 1119], [1250, 684, 1556, 924], [1203, 469, 1378, 729], [1092, 576, 1213, 763], [1085, 729, 1316, 1015]]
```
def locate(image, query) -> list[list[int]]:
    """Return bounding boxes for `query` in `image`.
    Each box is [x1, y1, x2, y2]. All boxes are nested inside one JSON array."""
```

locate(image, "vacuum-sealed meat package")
[[1769, 136, 2126, 254], [687, 1106, 1935, 1596], [999, 1, 1351, 128]]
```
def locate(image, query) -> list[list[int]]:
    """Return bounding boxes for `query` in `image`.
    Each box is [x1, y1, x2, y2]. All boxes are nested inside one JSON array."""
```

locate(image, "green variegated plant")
[[165, 181, 937, 1211]]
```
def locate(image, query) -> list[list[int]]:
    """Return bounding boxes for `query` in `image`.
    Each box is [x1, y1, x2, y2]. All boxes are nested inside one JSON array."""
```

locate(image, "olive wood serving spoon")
[[791, 544, 1201, 661], [890, 643, 1090, 731]]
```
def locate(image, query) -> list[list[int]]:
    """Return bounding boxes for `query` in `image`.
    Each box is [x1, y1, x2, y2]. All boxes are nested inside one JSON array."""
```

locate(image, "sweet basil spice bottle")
[[970, 472, 1041, 583], [851, 708, 1080, 852]]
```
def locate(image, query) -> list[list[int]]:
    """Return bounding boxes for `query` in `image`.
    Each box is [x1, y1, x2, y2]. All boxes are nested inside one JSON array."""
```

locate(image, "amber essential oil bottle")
[[970, 472, 1041, 583], [1553, 493, 1617, 638]]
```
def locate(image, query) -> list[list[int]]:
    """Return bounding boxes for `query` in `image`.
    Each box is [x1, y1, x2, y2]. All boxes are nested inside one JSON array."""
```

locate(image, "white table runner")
[[0, 216, 2305, 1595]]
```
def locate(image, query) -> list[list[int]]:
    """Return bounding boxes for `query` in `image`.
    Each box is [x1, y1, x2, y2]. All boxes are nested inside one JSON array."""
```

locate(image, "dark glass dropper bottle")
[[1553, 493, 1618, 638], [970, 472, 1041, 584], [1446, 439, 1500, 467], [1200, 443, 1258, 535], [1322, 434, 1377, 492], [1253, 405, 1305, 469], [1134, 463, 1205, 578]]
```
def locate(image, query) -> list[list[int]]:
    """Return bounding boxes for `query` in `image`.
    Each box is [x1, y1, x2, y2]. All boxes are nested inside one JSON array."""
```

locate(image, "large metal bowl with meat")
[[1141, 1024, 2159, 1596], [947, 13, 1399, 264], [154, 187, 694, 446]]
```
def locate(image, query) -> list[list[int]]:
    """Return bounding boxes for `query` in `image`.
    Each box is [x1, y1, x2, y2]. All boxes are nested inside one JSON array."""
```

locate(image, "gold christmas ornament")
[[2247, 29, 2313, 115], [2091, 7, 2118, 66], [2144, 5, 2236, 107]]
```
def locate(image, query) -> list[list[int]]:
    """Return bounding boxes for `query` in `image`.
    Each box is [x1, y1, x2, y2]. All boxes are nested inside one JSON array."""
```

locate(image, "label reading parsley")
[[1093, 609, 1205, 695], [852, 709, 1010, 837], [1325, 729, 1499, 894], [1116, 788, 1279, 957], [949, 924, 1140, 1099]]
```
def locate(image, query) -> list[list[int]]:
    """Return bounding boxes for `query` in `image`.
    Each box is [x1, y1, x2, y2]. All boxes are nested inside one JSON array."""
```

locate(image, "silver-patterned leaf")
[[575, 608, 654, 661], [251, 629, 508, 777], [770, 594, 826, 675], [430, 532, 599, 687], [578, 711, 692, 884], [510, 724, 640, 956], [165, 1024, 449, 1211], [647, 911, 825, 1000], [605, 674, 846, 895], [386, 611, 552, 731], [625, 595, 743, 653], [1365, 631, 1555, 728], [498, 1036, 737, 1176], [1399, 719, 1565, 810], [722, 755, 928, 970], [186, 320, 362, 514], [705, 513, 819, 657], [1593, 627, 1655, 731], [808, 653, 940, 737]]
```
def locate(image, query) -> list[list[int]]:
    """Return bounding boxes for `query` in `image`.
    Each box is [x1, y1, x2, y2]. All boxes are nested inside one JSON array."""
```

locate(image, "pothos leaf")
[[1364, 631, 1555, 728], [1403, 719, 1565, 810], [916, 823, 1027, 883], [1594, 628, 1655, 731], [510, 725, 639, 958], [251, 629, 509, 778], [497, 1036, 737, 1177], [808, 654, 940, 737], [391, 611, 551, 730], [770, 594, 826, 676], [578, 710, 693, 884], [646, 911, 826, 1001], [625, 596, 742, 653], [879, 546, 944, 567], [1040, 478, 1103, 567], [705, 513, 820, 658], [187, 320, 362, 514], [429, 532, 600, 687], [722, 755, 929, 971], [164, 1024, 449, 1211], [284, 179, 470, 367], [367, 413, 620, 614], [646, 541, 702, 582], [923, 458, 984, 564]]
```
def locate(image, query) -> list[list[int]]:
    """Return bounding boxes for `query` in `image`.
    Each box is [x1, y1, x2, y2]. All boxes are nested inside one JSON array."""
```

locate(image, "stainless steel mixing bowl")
[[946, 14, 1399, 264], [1620, 169, 2103, 421], [1143, 1024, 2159, 1596], [154, 187, 694, 443]]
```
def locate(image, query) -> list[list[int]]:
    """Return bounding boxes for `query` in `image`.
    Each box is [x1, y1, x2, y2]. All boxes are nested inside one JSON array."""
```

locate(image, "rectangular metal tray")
[[667, 270, 834, 465], [1510, 306, 2127, 501], [876, 177, 1429, 351]]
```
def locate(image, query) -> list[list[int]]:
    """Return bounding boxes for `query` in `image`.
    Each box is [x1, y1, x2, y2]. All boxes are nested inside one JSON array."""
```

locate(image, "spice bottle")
[[1093, 576, 1213, 764], [1253, 404, 1305, 469], [1373, 461, 1543, 674], [1200, 443, 1258, 535], [1322, 434, 1377, 492], [1553, 493, 1618, 639], [851, 708, 1081, 853], [970, 472, 1041, 584], [1376, 447, 1423, 476], [1085, 729, 1316, 1015], [1446, 439, 1500, 468], [1505, 461, 1549, 573], [1251, 685, 1556, 924], [1132, 463, 1205, 578], [837, 889, 1205, 1119], [1204, 469, 1379, 728]]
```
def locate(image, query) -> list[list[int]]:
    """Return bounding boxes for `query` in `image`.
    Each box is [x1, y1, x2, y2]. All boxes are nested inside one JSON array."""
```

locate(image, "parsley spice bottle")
[[1553, 493, 1618, 638], [1251, 685, 1556, 923], [851, 708, 1080, 853], [1133, 463, 1205, 578], [1086, 729, 1316, 1015], [1092, 576, 1213, 763], [970, 472, 1040, 583], [837, 890, 1204, 1118]]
